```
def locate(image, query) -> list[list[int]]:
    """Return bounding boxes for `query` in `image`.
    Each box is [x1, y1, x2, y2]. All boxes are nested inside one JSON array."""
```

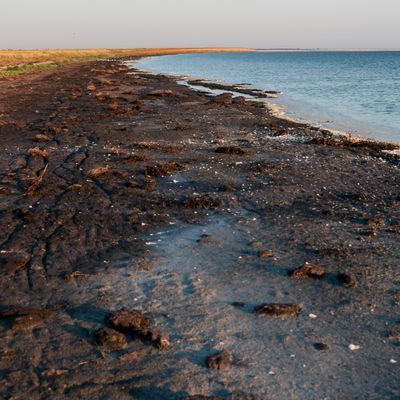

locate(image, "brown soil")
[[0, 57, 399, 400]]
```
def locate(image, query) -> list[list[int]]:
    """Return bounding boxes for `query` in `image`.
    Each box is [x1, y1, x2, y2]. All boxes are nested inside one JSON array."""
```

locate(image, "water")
[[135, 51, 400, 143]]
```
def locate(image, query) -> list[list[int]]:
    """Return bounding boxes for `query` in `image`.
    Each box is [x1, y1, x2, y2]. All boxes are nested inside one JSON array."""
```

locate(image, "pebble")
[[349, 344, 360, 351]]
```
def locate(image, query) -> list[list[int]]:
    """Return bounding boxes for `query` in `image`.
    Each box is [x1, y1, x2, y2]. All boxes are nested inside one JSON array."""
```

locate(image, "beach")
[[0, 55, 399, 399]]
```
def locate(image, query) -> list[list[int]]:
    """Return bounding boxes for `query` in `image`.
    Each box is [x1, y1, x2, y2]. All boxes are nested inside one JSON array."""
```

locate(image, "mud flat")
[[0, 57, 399, 399]]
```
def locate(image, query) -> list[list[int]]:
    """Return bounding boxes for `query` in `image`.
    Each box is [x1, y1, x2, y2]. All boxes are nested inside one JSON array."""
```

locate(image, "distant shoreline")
[[255, 48, 400, 52]]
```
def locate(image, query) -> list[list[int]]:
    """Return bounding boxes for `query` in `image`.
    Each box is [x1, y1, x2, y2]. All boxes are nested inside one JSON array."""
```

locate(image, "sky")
[[1, 0, 399, 50]]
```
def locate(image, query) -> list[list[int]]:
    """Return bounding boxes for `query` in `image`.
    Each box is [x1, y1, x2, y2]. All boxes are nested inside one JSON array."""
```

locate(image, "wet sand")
[[0, 58, 399, 399]]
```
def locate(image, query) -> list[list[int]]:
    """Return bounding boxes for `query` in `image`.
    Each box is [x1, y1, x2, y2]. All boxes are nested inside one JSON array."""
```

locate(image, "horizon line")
[[1, 47, 400, 52]]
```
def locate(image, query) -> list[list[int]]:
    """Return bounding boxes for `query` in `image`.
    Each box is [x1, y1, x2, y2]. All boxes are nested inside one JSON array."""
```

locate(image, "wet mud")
[[0, 58, 399, 399]]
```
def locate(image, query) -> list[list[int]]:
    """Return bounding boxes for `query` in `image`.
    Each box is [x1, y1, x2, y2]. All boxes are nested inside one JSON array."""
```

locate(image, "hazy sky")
[[1, 0, 399, 49]]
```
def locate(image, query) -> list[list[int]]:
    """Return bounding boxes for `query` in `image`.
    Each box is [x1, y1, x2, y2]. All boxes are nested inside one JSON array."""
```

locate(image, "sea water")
[[135, 51, 400, 143]]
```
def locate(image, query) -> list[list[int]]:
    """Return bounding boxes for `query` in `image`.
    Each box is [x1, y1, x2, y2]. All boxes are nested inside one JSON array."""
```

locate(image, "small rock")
[[95, 327, 127, 351], [390, 358, 397, 364], [206, 350, 233, 371], [314, 343, 329, 351], [27, 147, 49, 158], [290, 263, 326, 279], [348, 344, 360, 351], [67, 184, 83, 191], [107, 309, 151, 332], [253, 303, 301, 317], [337, 273, 356, 287]]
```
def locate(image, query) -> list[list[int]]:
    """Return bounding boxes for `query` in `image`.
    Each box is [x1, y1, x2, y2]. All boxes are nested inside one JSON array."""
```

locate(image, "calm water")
[[135, 52, 400, 143]]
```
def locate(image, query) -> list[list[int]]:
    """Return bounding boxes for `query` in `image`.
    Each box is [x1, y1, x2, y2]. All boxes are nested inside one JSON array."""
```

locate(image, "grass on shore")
[[0, 48, 252, 77]]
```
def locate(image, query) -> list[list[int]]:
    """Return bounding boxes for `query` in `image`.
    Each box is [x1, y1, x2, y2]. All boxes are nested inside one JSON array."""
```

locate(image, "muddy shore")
[[0, 57, 399, 399]]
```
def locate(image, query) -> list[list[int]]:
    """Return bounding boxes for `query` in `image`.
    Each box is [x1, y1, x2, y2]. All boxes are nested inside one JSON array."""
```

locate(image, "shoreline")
[[134, 49, 400, 148], [0, 57, 399, 399], [132, 56, 400, 154]]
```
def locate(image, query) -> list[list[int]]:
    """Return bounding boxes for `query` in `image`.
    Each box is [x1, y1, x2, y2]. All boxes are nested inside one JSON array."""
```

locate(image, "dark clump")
[[27, 147, 49, 158], [184, 195, 224, 210], [314, 342, 329, 351], [215, 146, 250, 156], [337, 273, 356, 287], [290, 263, 326, 279], [253, 303, 301, 317], [106, 309, 171, 351], [232, 301, 245, 308], [144, 161, 186, 177], [94, 327, 127, 351], [107, 309, 151, 333], [206, 350, 233, 371]]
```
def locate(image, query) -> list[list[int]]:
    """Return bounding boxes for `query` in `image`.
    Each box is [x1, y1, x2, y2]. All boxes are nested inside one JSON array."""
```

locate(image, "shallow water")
[[135, 51, 400, 143]]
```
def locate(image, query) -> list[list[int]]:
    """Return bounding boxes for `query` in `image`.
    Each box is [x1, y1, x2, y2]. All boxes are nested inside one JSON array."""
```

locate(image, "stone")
[[290, 263, 326, 279]]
